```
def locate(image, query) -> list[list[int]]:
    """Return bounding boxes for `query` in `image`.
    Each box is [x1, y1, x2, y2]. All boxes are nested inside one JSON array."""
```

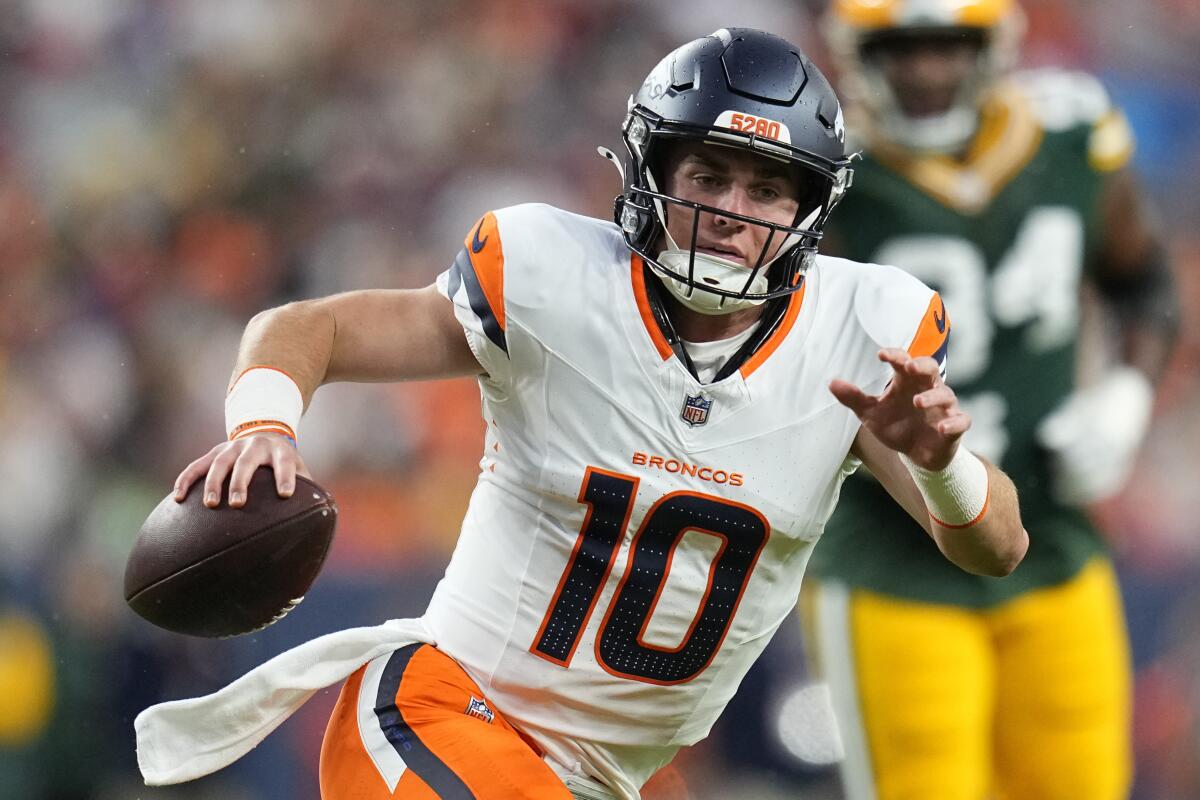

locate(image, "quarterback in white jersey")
[[137, 28, 1027, 800], [427, 201, 959, 792]]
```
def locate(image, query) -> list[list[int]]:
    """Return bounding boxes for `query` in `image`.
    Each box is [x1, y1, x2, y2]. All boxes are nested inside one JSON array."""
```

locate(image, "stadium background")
[[0, 0, 1197, 797]]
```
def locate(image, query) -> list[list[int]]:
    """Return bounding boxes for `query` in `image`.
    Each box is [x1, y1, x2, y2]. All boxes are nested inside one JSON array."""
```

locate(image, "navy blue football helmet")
[[607, 28, 855, 313]]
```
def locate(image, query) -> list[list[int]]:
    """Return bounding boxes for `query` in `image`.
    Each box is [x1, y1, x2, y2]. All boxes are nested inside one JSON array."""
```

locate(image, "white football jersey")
[[430, 204, 948, 795]]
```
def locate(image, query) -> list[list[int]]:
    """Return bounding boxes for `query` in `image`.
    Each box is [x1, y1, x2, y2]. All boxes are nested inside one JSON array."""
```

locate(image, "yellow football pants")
[[0, 610, 54, 745], [805, 558, 1132, 800]]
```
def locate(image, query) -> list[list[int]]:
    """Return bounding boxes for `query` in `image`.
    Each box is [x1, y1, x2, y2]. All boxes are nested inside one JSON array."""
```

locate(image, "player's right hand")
[[173, 433, 311, 509]]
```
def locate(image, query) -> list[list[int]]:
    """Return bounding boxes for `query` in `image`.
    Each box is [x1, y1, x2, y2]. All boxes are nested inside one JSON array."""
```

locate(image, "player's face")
[[660, 141, 804, 267], [864, 33, 982, 118]]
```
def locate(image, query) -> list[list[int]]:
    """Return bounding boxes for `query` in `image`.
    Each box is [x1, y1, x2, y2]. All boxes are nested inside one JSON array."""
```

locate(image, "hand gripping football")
[[124, 467, 337, 638]]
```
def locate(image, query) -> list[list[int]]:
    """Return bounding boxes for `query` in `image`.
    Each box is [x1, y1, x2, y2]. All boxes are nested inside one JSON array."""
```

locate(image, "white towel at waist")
[[135, 617, 434, 786]]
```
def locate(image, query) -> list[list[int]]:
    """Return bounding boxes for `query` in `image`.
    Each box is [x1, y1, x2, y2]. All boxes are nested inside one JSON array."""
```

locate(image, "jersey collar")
[[629, 254, 807, 381]]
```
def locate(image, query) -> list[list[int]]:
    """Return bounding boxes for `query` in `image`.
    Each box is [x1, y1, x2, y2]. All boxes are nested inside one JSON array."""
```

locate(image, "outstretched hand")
[[831, 348, 970, 471]]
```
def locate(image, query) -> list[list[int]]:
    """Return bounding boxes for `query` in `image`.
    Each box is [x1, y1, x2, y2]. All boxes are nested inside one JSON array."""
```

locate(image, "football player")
[[136, 29, 1028, 800], [804, 2, 1179, 799]]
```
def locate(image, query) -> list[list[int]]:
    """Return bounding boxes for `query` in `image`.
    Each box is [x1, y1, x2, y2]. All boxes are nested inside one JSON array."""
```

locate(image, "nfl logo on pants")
[[680, 393, 712, 427]]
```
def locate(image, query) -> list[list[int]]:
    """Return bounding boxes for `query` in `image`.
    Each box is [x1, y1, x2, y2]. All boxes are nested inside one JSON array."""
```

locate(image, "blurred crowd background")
[[0, 1, 1197, 798]]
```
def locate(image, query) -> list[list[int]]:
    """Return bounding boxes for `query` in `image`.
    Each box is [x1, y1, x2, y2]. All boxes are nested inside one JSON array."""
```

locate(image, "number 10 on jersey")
[[531, 467, 770, 685]]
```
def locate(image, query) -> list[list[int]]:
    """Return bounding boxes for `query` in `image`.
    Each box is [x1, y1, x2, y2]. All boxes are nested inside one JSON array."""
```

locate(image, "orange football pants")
[[320, 643, 572, 799]]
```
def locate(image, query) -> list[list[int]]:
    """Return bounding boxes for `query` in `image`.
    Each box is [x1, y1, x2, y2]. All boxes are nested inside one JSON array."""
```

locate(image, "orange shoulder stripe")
[[463, 212, 506, 331], [908, 292, 950, 361]]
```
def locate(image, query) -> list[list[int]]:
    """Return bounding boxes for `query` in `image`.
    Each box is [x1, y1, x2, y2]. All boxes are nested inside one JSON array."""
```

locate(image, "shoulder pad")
[[1011, 68, 1115, 132], [840, 258, 940, 353], [816, 255, 944, 354], [491, 204, 624, 308], [1011, 69, 1135, 172], [492, 203, 617, 261]]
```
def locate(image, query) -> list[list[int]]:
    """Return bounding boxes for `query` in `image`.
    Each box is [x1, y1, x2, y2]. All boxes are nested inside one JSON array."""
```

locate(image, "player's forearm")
[[1095, 171, 1179, 382], [930, 461, 1027, 577], [230, 288, 481, 408], [231, 301, 336, 409], [1106, 258, 1179, 384]]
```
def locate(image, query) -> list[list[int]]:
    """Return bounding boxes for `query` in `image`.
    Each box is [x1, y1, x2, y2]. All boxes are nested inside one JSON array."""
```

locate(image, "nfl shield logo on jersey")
[[680, 393, 713, 427], [465, 696, 495, 724]]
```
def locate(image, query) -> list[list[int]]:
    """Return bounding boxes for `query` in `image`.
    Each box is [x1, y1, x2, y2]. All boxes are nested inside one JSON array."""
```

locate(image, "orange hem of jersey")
[[739, 279, 806, 379], [930, 486, 991, 530]]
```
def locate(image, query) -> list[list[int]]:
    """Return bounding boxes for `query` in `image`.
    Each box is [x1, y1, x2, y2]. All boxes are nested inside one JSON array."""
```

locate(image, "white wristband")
[[900, 447, 990, 528], [225, 367, 303, 443]]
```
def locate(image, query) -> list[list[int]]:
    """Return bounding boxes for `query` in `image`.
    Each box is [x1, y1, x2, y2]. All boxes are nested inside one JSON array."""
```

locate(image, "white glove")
[[1036, 366, 1154, 505]]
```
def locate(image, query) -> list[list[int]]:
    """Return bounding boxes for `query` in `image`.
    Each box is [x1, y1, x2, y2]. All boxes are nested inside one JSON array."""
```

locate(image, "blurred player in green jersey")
[[803, 1, 1179, 798]]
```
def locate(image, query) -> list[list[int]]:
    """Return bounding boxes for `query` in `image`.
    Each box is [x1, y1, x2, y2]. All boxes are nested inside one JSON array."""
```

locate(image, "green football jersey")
[[810, 70, 1136, 606]]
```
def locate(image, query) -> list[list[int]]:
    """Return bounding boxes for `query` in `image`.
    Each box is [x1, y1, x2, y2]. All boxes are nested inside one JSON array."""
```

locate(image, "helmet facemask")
[[615, 106, 852, 315]]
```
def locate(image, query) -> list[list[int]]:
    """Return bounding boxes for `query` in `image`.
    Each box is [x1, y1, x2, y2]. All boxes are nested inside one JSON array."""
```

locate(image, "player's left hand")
[[831, 348, 971, 471], [1036, 365, 1153, 505]]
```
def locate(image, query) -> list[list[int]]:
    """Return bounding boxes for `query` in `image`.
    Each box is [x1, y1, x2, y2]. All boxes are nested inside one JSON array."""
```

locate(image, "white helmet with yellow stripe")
[[826, 0, 1026, 153]]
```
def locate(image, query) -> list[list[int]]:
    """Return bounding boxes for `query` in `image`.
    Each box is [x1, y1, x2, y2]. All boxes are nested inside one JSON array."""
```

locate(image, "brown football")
[[124, 466, 337, 638]]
